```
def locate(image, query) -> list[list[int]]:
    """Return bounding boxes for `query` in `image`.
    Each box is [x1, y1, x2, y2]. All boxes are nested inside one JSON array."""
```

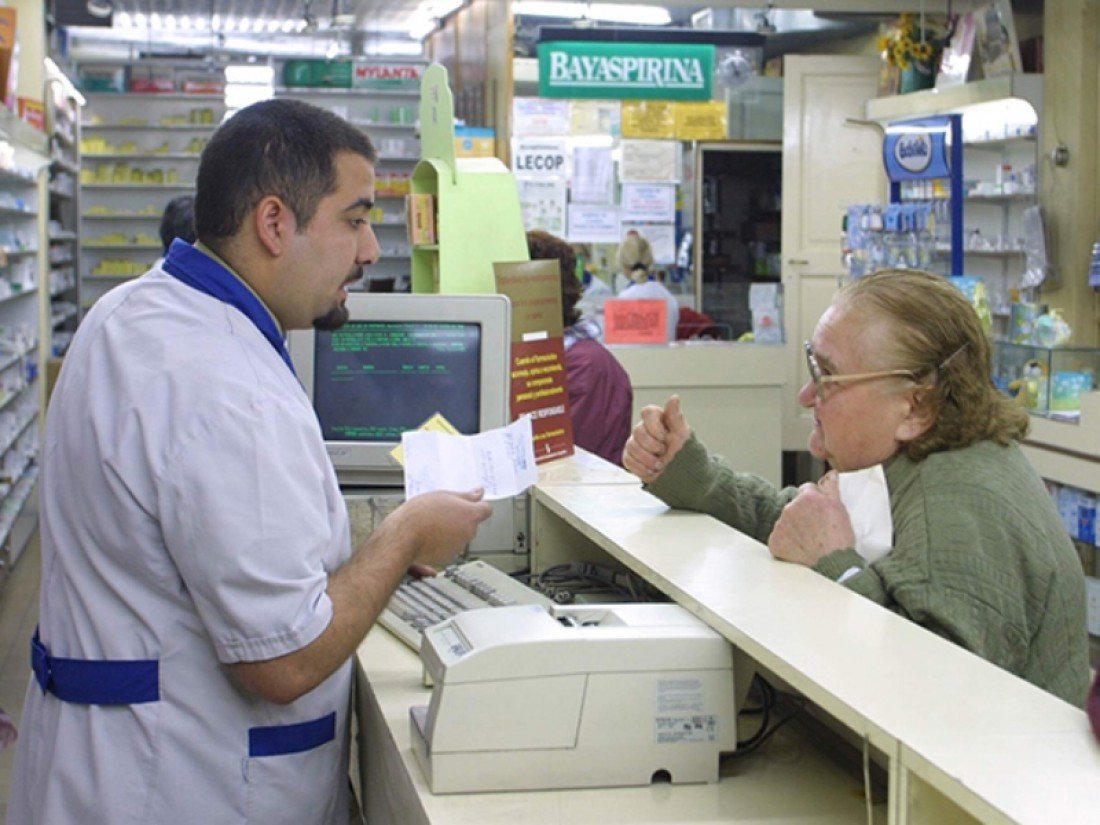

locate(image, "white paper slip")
[[837, 464, 894, 564], [402, 415, 538, 501]]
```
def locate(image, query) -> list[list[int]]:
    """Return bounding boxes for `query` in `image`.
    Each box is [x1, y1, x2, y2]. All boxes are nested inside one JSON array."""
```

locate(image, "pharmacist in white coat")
[[8, 99, 491, 824]]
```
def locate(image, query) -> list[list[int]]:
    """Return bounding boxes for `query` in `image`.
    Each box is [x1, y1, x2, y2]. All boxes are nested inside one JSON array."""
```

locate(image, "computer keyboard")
[[379, 559, 554, 651]]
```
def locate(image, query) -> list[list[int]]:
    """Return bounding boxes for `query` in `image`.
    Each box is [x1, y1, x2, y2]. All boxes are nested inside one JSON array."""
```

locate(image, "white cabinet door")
[[780, 56, 885, 452]]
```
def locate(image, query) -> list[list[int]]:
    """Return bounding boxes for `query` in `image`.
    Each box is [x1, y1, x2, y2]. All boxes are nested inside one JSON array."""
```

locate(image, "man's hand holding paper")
[[401, 415, 538, 501]]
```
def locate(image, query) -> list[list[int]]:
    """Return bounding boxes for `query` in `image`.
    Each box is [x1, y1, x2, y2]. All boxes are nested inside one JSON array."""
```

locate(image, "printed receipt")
[[401, 415, 538, 501]]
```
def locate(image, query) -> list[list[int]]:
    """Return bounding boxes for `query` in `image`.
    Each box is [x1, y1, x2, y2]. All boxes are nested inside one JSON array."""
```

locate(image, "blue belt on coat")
[[31, 627, 159, 705], [31, 627, 337, 756]]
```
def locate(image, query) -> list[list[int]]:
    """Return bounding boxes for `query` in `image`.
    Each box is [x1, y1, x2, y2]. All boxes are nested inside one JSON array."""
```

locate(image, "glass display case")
[[993, 342, 1100, 420]]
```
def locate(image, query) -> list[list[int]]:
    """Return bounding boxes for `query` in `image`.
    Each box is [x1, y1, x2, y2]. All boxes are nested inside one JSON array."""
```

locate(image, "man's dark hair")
[[159, 195, 196, 253], [194, 98, 377, 250]]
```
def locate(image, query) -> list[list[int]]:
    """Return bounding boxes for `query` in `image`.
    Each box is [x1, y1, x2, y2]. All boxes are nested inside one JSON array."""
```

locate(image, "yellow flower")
[[911, 41, 933, 61]]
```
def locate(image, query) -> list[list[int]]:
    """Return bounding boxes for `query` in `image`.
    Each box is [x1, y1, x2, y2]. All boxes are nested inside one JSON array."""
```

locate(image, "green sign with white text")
[[538, 41, 714, 101]]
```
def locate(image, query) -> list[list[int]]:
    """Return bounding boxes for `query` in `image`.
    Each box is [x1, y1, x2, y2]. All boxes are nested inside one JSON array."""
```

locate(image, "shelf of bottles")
[[0, 106, 47, 578], [47, 79, 81, 357], [76, 60, 226, 308]]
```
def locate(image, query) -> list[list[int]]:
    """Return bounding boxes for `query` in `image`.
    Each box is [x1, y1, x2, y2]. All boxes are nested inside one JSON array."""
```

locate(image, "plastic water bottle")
[[1090, 238, 1100, 289]]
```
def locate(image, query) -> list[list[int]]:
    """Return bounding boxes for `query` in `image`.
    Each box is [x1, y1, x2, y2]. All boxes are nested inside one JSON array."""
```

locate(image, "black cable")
[[732, 676, 806, 756]]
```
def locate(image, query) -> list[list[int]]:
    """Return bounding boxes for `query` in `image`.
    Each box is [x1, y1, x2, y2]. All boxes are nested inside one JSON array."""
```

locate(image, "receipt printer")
[[409, 603, 736, 793]]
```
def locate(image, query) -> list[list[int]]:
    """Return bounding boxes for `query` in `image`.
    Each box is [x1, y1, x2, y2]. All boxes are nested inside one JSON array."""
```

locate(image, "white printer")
[[410, 602, 737, 794]]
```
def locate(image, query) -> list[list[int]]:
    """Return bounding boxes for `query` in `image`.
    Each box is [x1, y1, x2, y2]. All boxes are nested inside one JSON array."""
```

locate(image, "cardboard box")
[[454, 127, 495, 158], [0, 8, 16, 110], [79, 64, 126, 93], [16, 97, 44, 131], [282, 59, 353, 88], [404, 193, 436, 246]]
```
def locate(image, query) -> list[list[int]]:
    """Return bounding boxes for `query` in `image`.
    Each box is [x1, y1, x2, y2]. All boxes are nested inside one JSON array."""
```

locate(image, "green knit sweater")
[[648, 434, 1090, 707]]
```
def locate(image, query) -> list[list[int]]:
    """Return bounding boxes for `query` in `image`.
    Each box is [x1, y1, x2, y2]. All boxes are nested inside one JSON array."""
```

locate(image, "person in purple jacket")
[[527, 230, 633, 465]]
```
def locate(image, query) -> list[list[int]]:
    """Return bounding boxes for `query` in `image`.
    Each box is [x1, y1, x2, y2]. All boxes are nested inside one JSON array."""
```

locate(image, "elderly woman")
[[623, 269, 1089, 706]]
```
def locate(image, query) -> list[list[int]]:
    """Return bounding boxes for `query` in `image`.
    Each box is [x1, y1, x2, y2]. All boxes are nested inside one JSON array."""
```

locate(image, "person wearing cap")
[[615, 230, 680, 343]]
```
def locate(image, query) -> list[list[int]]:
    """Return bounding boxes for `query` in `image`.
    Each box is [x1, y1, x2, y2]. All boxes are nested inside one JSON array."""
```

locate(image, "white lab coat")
[[9, 264, 352, 824]]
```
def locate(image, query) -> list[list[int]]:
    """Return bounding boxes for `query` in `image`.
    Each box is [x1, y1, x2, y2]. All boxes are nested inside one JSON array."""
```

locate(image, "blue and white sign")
[[883, 117, 953, 182]]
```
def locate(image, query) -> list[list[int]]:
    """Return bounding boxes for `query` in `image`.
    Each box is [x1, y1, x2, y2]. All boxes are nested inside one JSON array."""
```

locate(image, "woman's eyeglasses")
[[803, 341, 918, 399]]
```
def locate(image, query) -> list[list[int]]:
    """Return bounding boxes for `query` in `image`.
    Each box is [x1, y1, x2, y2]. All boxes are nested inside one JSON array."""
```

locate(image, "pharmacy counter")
[[528, 454, 1100, 824], [354, 625, 881, 824], [1019, 391, 1100, 495]]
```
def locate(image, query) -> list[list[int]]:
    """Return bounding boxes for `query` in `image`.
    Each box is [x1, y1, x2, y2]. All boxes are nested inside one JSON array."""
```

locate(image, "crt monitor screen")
[[288, 293, 511, 487], [313, 320, 481, 443]]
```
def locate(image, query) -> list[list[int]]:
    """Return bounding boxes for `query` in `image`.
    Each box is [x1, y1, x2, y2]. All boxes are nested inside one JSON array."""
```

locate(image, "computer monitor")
[[288, 292, 512, 488]]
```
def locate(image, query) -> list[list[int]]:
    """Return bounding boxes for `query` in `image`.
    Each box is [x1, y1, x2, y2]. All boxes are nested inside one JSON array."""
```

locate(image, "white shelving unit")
[[867, 74, 1043, 326], [0, 109, 49, 586], [46, 82, 81, 358], [78, 88, 224, 308], [274, 66, 423, 292]]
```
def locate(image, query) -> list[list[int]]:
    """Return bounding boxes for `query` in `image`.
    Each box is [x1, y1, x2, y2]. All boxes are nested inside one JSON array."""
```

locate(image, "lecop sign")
[[538, 41, 714, 101]]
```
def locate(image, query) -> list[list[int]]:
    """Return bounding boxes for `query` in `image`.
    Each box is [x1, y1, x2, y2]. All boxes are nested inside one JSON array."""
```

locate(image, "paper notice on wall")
[[604, 299, 669, 345], [517, 177, 567, 235], [620, 140, 680, 182], [512, 137, 568, 177], [568, 204, 621, 243], [621, 182, 676, 223], [620, 221, 677, 264], [673, 101, 728, 141], [569, 100, 621, 136], [621, 101, 676, 139], [570, 145, 615, 204], [513, 97, 571, 136]]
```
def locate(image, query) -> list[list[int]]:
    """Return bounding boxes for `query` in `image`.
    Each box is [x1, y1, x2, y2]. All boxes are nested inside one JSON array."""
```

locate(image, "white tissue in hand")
[[837, 465, 893, 564]]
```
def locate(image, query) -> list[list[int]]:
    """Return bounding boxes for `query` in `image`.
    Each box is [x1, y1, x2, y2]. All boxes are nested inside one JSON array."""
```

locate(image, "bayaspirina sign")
[[538, 42, 714, 100]]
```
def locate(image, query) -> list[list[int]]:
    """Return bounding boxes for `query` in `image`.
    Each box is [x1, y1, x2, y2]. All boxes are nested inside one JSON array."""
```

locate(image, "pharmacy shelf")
[[83, 152, 202, 161], [0, 288, 37, 306], [81, 242, 159, 249], [273, 85, 419, 98], [81, 212, 161, 220], [0, 207, 36, 218], [965, 135, 1037, 151], [79, 83, 222, 314], [82, 183, 195, 190], [81, 124, 215, 132], [85, 92, 223, 102]]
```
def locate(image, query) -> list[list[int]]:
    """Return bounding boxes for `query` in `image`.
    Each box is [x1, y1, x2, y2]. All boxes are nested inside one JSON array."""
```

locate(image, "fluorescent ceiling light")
[[407, 0, 465, 39], [514, 1, 670, 25], [588, 3, 670, 25], [85, 0, 113, 18], [513, 1, 585, 17], [365, 39, 425, 57], [408, 16, 438, 40], [426, 0, 465, 16]]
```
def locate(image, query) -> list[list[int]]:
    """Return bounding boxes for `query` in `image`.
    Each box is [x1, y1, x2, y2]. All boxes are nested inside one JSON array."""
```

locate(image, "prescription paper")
[[402, 416, 538, 501]]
